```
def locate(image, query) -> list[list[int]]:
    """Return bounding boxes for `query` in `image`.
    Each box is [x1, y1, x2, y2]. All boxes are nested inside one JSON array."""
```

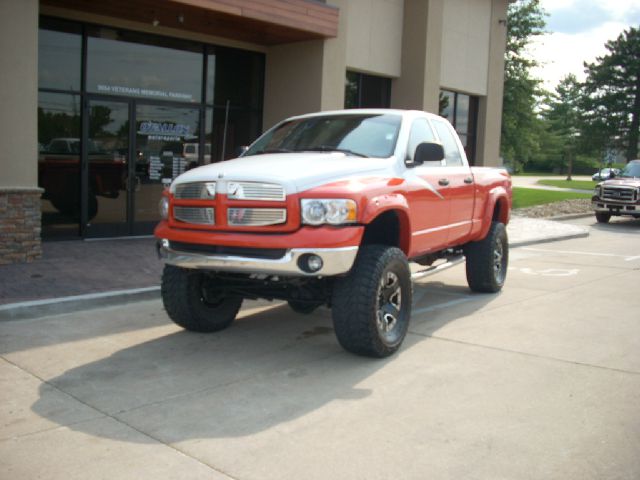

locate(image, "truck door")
[[403, 118, 450, 254], [431, 119, 475, 245]]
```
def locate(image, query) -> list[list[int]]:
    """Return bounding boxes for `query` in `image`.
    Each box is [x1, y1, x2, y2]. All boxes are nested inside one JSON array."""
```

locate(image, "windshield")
[[244, 113, 402, 159], [619, 162, 640, 178]]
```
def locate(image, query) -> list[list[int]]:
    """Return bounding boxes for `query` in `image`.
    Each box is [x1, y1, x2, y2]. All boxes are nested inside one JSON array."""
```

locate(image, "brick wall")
[[0, 188, 43, 265]]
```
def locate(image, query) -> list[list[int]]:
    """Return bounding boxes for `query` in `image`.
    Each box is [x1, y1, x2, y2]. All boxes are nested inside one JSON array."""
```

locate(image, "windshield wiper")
[[302, 146, 368, 158]]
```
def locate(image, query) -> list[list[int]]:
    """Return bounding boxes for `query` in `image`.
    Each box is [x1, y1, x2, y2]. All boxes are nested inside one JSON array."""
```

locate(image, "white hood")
[[172, 152, 393, 194]]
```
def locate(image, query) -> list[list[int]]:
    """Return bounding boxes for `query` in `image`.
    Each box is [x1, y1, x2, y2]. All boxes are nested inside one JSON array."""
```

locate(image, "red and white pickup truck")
[[155, 109, 512, 357]]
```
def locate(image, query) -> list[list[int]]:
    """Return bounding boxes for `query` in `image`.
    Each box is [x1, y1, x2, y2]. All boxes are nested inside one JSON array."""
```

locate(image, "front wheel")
[[595, 212, 611, 223], [464, 221, 509, 293], [332, 245, 412, 358], [161, 265, 242, 332]]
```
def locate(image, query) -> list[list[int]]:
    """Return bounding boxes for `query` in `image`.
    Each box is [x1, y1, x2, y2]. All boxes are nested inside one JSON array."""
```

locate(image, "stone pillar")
[[0, 189, 42, 265], [0, 0, 42, 264], [476, 0, 509, 167], [391, 0, 444, 113]]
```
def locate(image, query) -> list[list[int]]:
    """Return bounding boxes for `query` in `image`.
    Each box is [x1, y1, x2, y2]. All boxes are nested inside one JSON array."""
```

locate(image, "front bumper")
[[157, 241, 359, 276], [592, 200, 640, 216]]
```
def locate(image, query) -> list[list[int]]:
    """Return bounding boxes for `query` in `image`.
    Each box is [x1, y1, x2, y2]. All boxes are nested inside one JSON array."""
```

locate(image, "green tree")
[[583, 27, 640, 162], [544, 74, 583, 179], [501, 0, 547, 172]]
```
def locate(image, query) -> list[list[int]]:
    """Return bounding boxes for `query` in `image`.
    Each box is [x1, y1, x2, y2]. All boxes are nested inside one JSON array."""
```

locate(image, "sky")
[[528, 0, 640, 91]]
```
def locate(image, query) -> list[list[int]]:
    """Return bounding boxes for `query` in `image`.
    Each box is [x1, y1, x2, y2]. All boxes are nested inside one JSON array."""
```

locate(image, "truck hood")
[[171, 152, 392, 194], [600, 177, 640, 187]]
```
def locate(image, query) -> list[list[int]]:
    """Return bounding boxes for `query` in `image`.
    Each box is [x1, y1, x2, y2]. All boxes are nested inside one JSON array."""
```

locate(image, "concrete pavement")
[[0, 216, 591, 320], [1, 219, 639, 479]]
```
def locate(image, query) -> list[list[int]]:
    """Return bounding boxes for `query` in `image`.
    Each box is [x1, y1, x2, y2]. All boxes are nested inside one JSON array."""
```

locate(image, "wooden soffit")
[[40, 0, 339, 45]]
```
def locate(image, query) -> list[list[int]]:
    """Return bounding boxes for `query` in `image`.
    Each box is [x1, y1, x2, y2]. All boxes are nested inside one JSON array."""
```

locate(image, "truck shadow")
[[31, 284, 498, 442]]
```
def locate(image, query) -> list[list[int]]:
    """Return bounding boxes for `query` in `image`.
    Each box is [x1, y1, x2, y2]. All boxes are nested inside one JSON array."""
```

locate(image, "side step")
[[411, 255, 465, 281]]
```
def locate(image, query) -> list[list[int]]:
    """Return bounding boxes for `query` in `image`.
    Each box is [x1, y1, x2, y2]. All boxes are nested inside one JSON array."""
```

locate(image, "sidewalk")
[[0, 217, 590, 320]]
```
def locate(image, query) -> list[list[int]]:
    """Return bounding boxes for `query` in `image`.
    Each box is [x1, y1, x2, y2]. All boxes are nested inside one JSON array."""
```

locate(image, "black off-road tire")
[[595, 212, 611, 223], [288, 300, 322, 314], [464, 221, 508, 293], [161, 265, 242, 332], [332, 245, 412, 358]]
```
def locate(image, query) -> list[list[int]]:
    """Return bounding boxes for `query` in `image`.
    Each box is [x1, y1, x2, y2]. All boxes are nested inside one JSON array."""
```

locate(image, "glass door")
[[132, 103, 202, 235], [84, 99, 131, 237]]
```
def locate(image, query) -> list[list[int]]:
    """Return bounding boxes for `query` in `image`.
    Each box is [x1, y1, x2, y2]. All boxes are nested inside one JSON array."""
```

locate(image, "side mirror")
[[609, 169, 616, 179], [411, 141, 445, 166]]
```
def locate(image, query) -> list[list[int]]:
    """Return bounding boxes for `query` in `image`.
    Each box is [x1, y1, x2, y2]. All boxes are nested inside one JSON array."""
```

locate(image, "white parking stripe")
[[522, 247, 640, 262]]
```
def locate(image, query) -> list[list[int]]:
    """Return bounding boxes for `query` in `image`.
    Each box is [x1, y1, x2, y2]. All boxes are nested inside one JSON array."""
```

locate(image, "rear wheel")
[[161, 265, 242, 332], [595, 212, 611, 223], [464, 221, 508, 293], [332, 245, 412, 358]]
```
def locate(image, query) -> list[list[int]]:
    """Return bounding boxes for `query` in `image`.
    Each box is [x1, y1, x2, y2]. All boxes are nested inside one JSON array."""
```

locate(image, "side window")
[[432, 120, 464, 166], [406, 118, 437, 163]]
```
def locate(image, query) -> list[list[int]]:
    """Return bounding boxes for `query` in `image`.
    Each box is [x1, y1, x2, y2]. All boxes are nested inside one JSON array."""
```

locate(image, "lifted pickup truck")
[[155, 109, 512, 357], [592, 159, 640, 223]]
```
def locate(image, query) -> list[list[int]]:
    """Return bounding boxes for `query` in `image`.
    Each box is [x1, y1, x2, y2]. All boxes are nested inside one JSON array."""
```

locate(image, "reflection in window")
[[38, 92, 81, 237], [432, 120, 464, 166], [439, 90, 478, 165], [406, 118, 437, 163], [345, 71, 391, 109], [87, 28, 203, 103], [38, 18, 82, 92]]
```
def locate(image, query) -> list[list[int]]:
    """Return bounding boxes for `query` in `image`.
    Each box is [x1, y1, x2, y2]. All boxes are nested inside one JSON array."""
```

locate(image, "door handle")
[[464, 177, 474, 184], [438, 178, 450, 186]]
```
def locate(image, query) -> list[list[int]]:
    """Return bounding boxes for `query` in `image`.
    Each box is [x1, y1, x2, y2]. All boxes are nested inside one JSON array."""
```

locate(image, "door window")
[[406, 118, 437, 164], [431, 120, 464, 167]]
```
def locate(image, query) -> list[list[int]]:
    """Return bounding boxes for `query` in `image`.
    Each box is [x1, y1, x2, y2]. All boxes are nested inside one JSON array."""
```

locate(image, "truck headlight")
[[593, 185, 602, 197], [301, 199, 357, 225], [159, 196, 169, 219]]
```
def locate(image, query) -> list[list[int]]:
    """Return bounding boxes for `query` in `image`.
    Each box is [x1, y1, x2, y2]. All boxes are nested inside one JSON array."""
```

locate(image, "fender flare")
[[361, 194, 412, 254], [477, 186, 511, 241]]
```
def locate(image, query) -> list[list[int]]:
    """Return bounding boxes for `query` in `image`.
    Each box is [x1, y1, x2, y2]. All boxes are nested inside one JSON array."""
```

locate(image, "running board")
[[411, 255, 465, 281]]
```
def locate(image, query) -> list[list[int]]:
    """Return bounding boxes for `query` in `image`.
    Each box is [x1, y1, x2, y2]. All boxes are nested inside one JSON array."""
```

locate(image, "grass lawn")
[[512, 187, 592, 209], [537, 179, 596, 190]]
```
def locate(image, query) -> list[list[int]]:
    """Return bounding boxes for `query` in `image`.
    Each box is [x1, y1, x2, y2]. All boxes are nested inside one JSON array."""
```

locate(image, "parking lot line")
[[521, 247, 640, 262]]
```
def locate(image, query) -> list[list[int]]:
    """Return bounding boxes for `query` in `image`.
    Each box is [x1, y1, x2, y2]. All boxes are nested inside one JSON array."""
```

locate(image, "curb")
[[0, 287, 160, 322], [509, 229, 590, 248]]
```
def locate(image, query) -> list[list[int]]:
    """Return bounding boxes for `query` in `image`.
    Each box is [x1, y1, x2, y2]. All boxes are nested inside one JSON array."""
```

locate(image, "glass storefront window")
[[213, 47, 265, 109], [38, 92, 82, 237], [439, 89, 478, 165], [345, 71, 391, 109], [38, 19, 82, 92], [38, 17, 264, 238], [86, 28, 203, 103], [439, 91, 455, 123]]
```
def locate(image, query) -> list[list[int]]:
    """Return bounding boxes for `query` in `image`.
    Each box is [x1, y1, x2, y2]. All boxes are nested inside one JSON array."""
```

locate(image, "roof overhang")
[[40, 0, 339, 45]]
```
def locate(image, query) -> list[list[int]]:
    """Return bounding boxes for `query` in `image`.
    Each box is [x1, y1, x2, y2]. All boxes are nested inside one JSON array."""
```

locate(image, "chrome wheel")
[[377, 271, 402, 338]]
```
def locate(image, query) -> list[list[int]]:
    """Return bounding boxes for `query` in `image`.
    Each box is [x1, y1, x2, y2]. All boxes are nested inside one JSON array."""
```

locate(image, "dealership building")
[[0, 0, 510, 264]]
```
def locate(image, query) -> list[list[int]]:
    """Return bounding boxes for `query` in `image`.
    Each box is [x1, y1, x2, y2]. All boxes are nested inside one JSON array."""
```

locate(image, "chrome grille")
[[227, 208, 287, 226], [174, 182, 216, 200], [227, 182, 285, 201], [602, 186, 635, 203], [174, 207, 215, 225]]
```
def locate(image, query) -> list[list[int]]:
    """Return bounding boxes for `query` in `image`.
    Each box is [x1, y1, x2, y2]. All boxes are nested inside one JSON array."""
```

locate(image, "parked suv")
[[592, 160, 640, 223]]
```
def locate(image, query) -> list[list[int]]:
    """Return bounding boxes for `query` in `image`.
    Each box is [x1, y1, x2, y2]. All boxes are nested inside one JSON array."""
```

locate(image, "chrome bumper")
[[157, 241, 359, 277], [592, 201, 640, 214]]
